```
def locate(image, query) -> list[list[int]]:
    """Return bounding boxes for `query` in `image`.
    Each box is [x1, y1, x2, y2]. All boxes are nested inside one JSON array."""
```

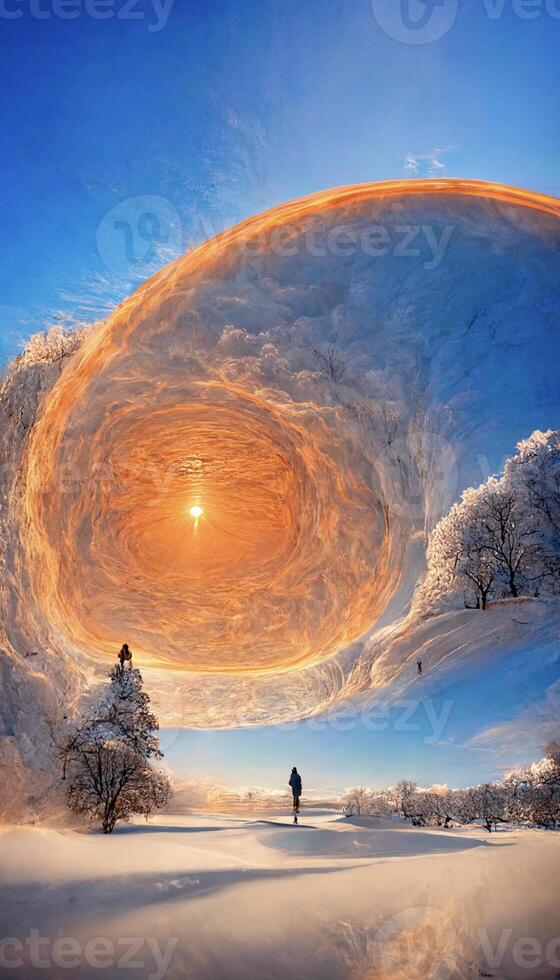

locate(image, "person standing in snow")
[[289, 767, 302, 817], [118, 643, 132, 669]]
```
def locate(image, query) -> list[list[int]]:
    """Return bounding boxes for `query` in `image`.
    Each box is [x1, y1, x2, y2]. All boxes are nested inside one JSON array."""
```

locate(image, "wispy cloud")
[[466, 680, 560, 764], [403, 146, 457, 178]]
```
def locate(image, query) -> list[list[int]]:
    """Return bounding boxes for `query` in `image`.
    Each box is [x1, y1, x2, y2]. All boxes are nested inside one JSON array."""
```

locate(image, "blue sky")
[[1, 0, 559, 364], [162, 638, 560, 795], [1, 0, 558, 791]]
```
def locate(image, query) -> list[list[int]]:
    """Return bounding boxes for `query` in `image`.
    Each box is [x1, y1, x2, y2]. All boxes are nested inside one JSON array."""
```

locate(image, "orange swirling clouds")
[[25, 377, 390, 672], [21, 179, 560, 690]]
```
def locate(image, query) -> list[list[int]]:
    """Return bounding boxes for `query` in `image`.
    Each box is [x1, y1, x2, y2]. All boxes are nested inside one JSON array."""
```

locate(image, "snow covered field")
[[1, 808, 559, 980]]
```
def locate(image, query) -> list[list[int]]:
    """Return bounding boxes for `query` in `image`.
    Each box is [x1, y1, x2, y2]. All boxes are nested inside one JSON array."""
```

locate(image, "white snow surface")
[[0, 808, 559, 979]]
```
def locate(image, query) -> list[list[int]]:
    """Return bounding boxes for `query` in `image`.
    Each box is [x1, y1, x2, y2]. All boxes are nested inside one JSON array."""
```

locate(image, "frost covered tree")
[[420, 786, 456, 828], [467, 782, 509, 832], [506, 430, 560, 589], [21, 324, 84, 366], [342, 787, 373, 816], [474, 481, 544, 599], [341, 787, 394, 818], [425, 489, 498, 610], [342, 787, 371, 816], [66, 741, 170, 835], [397, 760, 559, 830], [392, 780, 423, 822], [415, 429, 560, 614], [53, 663, 171, 833], [343, 753, 560, 830], [390, 783, 460, 828], [313, 345, 345, 383], [91, 663, 163, 760], [505, 749, 560, 828], [416, 489, 496, 612]]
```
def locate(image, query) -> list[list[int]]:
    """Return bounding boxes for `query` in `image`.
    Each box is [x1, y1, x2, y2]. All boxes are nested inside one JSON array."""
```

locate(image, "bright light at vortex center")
[[24, 382, 392, 674]]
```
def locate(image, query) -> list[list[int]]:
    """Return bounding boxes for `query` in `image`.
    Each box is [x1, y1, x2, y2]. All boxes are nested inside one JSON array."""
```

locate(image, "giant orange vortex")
[[22, 179, 560, 679]]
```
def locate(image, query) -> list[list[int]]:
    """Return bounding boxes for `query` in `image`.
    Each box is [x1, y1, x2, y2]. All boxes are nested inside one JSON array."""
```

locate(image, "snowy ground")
[[1, 809, 559, 980]]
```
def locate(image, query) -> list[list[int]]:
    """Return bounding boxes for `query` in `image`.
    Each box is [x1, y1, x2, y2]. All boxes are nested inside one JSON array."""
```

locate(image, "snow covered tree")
[[476, 481, 545, 599], [390, 784, 460, 828], [411, 783, 509, 831], [420, 786, 457, 828], [53, 663, 171, 833], [448, 788, 478, 827], [313, 346, 345, 383], [415, 488, 498, 611], [91, 663, 163, 760], [66, 742, 170, 835], [342, 756, 559, 832], [505, 750, 560, 828], [467, 782, 508, 832], [415, 429, 560, 614], [368, 792, 393, 817], [393, 780, 422, 822], [342, 787, 373, 816], [341, 787, 393, 818], [451, 488, 500, 609], [22, 324, 84, 366], [506, 430, 560, 589]]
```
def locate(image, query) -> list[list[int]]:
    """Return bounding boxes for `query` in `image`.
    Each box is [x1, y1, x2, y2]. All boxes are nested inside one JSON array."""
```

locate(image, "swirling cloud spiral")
[[15, 180, 560, 726]]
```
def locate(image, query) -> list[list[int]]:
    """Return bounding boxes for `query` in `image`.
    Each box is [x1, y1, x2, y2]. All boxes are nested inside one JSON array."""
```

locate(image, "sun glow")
[[189, 505, 204, 518]]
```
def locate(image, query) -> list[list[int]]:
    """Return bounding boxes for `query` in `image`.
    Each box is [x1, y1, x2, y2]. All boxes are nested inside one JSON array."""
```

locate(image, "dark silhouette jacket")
[[289, 772, 302, 796]]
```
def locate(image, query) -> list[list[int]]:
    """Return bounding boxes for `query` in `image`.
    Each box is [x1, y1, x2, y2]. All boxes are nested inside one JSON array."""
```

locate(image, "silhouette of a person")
[[417, 660, 423, 676], [289, 767, 302, 821], [118, 643, 132, 669]]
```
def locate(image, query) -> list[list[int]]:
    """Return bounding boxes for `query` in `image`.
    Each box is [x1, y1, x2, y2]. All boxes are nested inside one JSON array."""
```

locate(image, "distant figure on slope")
[[417, 660, 423, 676], [118, 643, 132, 669], [289, 767, 302, 822]]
